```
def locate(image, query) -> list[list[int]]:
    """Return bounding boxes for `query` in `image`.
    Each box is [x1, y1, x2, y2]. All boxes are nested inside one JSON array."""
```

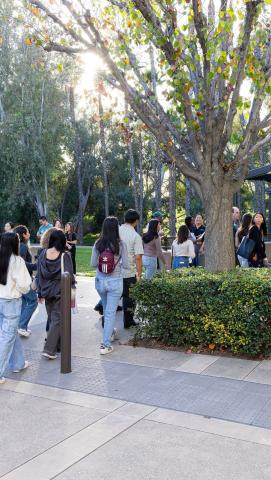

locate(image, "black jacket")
[[37, 250, 75, 299], [20, 243, 37, 275], [249, 225, 266, 261]]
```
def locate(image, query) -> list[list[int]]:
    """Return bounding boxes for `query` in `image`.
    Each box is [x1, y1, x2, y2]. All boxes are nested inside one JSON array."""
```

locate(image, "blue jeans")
[[95, 276, 123, 347], [19, 288, 38, 330], [143, 256, 157, 279], [172, 256, 189, 269], [0, 298, 25, 377]]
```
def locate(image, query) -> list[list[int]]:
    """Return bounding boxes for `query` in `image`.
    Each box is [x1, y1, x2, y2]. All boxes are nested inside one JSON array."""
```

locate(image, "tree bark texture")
[[98, 94, 109, 217], [169, 163, 176, 237], [185, 178, 192, 217]]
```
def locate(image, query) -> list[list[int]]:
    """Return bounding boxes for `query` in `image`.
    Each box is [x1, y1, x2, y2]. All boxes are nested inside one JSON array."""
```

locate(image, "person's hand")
[[66, 243, 72, 250], [263, 258, 269, 267], [136, 273, 142, 282], [38, 298, 44, 304]]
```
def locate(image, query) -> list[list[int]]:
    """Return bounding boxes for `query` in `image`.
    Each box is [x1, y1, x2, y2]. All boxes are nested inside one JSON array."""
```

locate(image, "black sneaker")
[[94, 303, 103, 315]]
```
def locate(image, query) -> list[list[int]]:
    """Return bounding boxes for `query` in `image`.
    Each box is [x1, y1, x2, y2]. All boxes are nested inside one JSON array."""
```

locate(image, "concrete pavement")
[[1, 277, 271, 479]]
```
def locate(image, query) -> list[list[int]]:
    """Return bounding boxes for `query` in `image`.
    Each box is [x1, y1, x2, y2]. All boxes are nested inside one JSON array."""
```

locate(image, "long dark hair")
[[48, 230, 66, 252], [14, 225, 28, 244], [252, 212, 267, 237], [142, 219, 159, 244], [237, 213, 252, 241], [177, 225, 189, 244], [65, 222, 74, 233], [0, 233, 20, 285], [96, 217, 120, 255]]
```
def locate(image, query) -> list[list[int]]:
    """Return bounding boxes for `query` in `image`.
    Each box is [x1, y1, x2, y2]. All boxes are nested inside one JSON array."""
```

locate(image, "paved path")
[[1, 277, 271, 479]]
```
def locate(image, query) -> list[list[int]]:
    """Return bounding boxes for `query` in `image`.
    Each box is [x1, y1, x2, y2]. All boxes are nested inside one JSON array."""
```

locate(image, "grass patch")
[[76, 247, 96, 276]]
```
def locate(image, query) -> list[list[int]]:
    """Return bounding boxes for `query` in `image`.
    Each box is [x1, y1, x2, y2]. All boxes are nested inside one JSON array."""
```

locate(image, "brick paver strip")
[[7, 348, 271, 430]]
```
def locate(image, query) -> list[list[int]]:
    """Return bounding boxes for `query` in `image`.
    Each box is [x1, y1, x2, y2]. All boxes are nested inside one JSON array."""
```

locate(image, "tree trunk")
[[99, 94, 109, 217], [125, 101, 139, 211], [169, 163, 176, 237], [203, 183, 235, 272], [138, 132, 144, 233], [69, 86, 91, 245], [185, 177, 191, 216], [253, 148, 266, 216]]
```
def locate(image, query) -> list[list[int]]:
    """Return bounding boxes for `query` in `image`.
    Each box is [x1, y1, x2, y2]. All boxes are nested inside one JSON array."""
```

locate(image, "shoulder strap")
[[61, 252, 65, 274]]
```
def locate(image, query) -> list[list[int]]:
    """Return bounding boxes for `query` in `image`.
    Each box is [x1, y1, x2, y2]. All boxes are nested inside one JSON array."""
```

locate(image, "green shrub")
[[132, 269, 271, 356], [83, 233, 99, 246]]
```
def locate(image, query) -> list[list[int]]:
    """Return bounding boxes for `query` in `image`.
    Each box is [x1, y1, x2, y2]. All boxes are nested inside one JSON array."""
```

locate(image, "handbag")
[[236, 235, 255, 260], [61, 253, 76, 308]]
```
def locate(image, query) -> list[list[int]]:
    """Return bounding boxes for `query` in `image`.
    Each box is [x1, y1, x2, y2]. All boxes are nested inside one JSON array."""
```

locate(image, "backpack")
[[98, 249, 120, 274]]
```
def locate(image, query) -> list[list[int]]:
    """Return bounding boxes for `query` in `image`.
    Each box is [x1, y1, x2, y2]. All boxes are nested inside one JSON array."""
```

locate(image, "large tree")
[[25, 0, 271, 270]]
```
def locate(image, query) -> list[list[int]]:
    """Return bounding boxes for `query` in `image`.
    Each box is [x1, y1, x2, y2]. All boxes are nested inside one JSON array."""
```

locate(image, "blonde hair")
[[40, 227, 56, 249]]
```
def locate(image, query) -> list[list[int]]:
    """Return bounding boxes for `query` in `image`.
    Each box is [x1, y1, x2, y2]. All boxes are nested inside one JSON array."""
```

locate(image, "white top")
[[0, 255, 31, 300], [172, 239, 195, 259], [119, 224, 144, 278]]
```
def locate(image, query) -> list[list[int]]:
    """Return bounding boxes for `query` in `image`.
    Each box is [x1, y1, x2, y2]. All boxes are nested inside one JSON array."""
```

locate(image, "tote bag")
[[236, 235, 255, 260]]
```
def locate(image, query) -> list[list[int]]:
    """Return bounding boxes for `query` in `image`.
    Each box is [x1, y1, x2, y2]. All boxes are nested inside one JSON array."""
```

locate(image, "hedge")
[[132, 268, 271, 357]]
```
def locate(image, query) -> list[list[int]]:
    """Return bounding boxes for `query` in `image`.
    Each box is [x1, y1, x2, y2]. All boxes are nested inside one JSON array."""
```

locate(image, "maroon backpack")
[[98, 249, 120, 274]]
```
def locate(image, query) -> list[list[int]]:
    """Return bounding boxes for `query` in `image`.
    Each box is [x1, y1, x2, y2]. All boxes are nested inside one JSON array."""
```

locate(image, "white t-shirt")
[[0, 255, 31, 299], [119, 224, 144, 278], [172, 239, 195, 259]]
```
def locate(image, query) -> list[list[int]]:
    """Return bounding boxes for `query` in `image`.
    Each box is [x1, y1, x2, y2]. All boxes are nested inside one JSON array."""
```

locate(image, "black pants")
[[71, 251, 76, 275], [44, 298, 61, 355], [123, 276, 136, 328]]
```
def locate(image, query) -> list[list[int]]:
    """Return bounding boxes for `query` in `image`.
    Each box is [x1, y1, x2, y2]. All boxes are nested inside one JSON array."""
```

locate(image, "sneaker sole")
[[0, 377, 6, 384], [42, 353, 57, 360], [100, 348, 113, 355], [13, 361, 30, 373]]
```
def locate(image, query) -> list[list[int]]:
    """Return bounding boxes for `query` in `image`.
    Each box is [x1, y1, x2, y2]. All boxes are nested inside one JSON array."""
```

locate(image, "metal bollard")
[[60, 272, 72, 374]]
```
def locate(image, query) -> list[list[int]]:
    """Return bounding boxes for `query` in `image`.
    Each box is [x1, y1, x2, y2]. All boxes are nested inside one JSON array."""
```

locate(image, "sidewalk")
[[1, 277, 271, 479]]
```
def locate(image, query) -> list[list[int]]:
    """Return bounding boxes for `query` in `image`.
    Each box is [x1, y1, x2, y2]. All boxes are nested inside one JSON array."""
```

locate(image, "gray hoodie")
[[37, 250, 75, 299]]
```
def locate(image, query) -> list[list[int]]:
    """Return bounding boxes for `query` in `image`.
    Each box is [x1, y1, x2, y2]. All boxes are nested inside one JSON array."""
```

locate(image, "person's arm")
[[36, 226, 42, 239], [90, 245, 99, 268], [67, 233, 77, 245], [134, 235, 144, 279], [155, 237, 166, 265], [120, 241, 129, 269], [188, 240, 196, 259], [135, 255, 142, 279], [13, 257, 32, 294]]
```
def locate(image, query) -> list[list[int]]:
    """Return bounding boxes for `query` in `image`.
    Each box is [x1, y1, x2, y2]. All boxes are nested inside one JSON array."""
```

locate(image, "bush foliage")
[[132, 269, 271, 357]]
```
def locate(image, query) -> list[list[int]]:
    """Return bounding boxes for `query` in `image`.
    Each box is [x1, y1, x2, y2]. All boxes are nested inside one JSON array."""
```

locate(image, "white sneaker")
[[110, 328, 118, 342], [18, 329, 31, 338], [42, 352, 57, 360], [0, 377, 6, 384], [13, 360, 30, 373], [100, 345, 114, 355]]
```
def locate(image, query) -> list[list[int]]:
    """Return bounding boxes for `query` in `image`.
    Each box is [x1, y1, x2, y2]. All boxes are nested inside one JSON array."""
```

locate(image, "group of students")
[[235, 211, 269, 268], [0, 219, 77, 383], [91, 210, 206, 356]]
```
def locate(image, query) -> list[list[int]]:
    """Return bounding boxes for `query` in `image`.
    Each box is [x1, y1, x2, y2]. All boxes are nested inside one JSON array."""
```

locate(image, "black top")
[[192, 225, 205, 244], [20, 243, 37, 275], [65, 232, 77, 256], [249, 225, 266, 260]]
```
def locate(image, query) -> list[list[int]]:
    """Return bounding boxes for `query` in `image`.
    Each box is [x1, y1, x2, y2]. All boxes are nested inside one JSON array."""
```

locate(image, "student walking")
[[142, 219, 166, 279], [235, 213, 252, 267], [37, 230, 75, 359], [172, 225, 195, 269], [248, 212, 269, 268], [14, 225, 38, 337], [91, 217, 128, 354], [65, 222, 77, 274], [0, 233, 31, 384], [119, 209, 144, 329]]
